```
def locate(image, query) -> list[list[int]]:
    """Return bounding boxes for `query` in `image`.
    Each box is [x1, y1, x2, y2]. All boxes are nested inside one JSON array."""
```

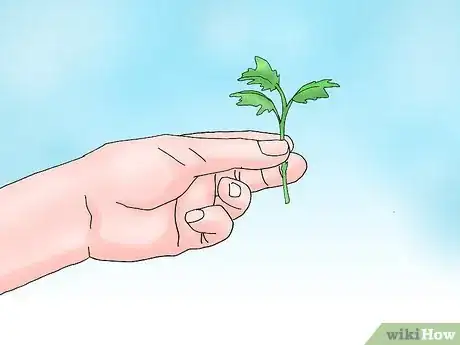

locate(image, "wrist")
[[56, 156, 94, 259], [0, 156, 93, 293]]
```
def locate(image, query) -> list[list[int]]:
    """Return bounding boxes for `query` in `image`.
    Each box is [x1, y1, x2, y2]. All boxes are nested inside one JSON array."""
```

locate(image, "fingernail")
[[185, 209, 205, 223], [286, 137, 295, 152], [228, 182, 241, 198], [258, 140, 289, 156]]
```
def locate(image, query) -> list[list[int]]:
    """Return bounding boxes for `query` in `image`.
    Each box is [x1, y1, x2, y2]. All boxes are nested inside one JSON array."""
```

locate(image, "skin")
[[0, 130, 307, 294]]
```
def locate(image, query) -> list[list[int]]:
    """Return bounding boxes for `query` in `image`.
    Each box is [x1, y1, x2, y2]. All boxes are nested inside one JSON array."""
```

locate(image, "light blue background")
[[0, 0, 459, 343]]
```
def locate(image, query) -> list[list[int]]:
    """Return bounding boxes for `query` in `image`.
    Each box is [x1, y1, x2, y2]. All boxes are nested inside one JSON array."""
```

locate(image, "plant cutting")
[[230, 56, 339, 204]]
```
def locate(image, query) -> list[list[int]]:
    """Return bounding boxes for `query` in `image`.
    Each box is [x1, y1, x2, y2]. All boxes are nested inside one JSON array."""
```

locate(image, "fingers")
[[182, 136, 290, 175], [185, 205, 233, 248], [242, 152, 308, 192], [214, 177, 251, 219], [176, 176, 250, 251], [183, 130, 294, 151]]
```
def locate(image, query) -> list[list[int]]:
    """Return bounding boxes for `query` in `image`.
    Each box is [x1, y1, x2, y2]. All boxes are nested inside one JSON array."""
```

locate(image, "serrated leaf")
[[292, 79, 340, 104], [229, 90, 278, 116], [237, 56, 280, 91]]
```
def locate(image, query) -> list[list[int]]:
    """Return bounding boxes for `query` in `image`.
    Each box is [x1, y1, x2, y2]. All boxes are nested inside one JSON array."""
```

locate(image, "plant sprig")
[[230, 56, 339, 204]]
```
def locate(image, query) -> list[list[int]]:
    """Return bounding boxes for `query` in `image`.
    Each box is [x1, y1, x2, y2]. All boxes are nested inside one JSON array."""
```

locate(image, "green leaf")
[[291, 79, 340, 104], [237, 56, 280, 91], [229, 90, 279, 116]]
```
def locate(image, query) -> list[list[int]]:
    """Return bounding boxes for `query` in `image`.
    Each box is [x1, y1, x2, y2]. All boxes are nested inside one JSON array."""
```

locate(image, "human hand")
[[82, 131, 307, 262]]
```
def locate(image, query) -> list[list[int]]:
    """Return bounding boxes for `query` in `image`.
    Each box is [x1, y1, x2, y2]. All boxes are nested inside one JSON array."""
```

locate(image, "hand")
[[83, 131, 307, 262]]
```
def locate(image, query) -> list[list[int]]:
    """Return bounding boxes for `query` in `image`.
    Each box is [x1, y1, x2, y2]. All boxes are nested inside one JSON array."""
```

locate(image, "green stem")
[[275, 85, 293, 204]]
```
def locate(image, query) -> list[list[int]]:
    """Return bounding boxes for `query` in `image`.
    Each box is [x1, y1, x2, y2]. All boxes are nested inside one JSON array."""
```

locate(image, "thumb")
[[183, 136, 290, 175], [185, 205, 234, 249]]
